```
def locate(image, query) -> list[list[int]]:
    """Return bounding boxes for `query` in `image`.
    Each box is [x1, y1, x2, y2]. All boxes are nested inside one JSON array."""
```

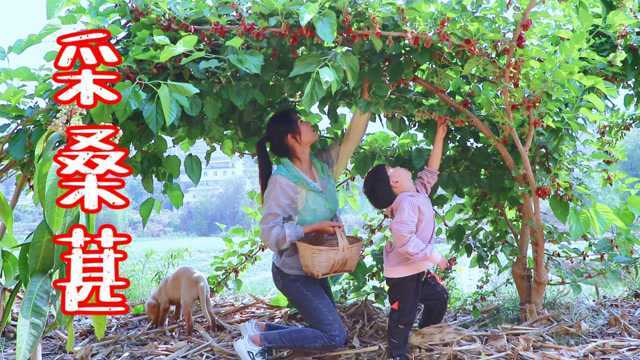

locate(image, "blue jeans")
[[259, 263, 348, 350]]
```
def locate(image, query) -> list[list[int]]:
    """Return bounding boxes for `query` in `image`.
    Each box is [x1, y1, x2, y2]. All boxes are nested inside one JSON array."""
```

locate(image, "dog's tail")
[[198, 277, 214, 329]]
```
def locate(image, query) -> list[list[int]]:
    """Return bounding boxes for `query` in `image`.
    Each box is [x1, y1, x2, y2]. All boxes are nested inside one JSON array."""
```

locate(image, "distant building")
[[170, 141, 258, 203]]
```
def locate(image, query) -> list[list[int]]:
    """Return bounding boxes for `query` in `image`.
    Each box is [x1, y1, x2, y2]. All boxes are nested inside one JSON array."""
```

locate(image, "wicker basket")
[[296, 228, 363, 279]]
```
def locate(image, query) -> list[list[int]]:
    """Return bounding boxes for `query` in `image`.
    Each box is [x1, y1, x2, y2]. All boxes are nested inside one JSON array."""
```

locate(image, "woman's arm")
[[317, 81, 372, 178], [259, 176, 305, 252], [332, 110, 371, 178]]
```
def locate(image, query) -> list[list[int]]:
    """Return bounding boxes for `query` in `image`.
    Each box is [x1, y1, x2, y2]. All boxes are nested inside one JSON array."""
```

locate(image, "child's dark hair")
[[256, 109, 301, 199], [363, 164, 397, 209]]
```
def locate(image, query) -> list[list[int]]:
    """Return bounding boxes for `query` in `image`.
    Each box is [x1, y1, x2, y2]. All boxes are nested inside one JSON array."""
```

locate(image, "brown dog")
[[145, 266, 214, 335]]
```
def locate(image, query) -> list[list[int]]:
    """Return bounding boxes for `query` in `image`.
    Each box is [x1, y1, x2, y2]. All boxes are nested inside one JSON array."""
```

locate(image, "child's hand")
[[435, 117, 448, 137], [436, 256, 449, 271], [437, 256, 456, 272]]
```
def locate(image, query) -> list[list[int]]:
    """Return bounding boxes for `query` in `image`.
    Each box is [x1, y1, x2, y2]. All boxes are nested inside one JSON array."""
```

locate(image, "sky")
[[0, 0, 55, 69]]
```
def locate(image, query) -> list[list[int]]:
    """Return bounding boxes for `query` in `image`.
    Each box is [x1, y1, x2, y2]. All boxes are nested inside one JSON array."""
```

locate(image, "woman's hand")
[[303, 221, 343, 235]]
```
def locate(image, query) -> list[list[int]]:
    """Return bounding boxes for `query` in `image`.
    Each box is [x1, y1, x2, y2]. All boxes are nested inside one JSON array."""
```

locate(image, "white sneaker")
[[239, 319, 260, 338], [233, 336, 266, 360]]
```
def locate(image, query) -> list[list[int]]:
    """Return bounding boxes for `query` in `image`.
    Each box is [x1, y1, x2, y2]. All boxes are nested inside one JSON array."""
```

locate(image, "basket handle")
[[336, 227, 348, 251]]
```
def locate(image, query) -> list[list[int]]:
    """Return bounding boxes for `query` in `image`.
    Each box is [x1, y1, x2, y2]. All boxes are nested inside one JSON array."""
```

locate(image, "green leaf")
[[8, 129, 27, 160], [28, 221, 54, 275], [177, 35, 198, 50], [298, 3, 319, 26], [624, 94, 634, 108], [158, 35, 197, 62], [593, 203, 627, 230], [66, 320, 75, 352], [270, 292, 289, 307], [0, 46, 6, 61], [203, 96, 221, 121], [221, 138, 233, 156], [549, 195, 569, 224], [184, 154, 202, 186], [606, 9, 632, 29], [0, 191, 15, 248], [228, 50, 264, 74], [131, 303, 145, 315], [301, 73, 326, 109], [143, 101, 163, 133], [568, 208, 590, 239], [612, 255, 634, 265], [225, 36, 244, 49], [199, 59, 221, 71], [570, 283, 582, 296], [153, 35, 171, 45], [89, 103, 112, 123], [184, 95, 202, 116], [44, 165, 65, 234], [164, 182, 184, 208], [47, 0, 65, 19], [318, 66, 338, 89], [16, 273, 51, 360], [91, 315, 107, 340], [627, 195, 640, 216], [1, 250, 19, 286], [289, 54, 323, 77], [142, 174, 154, 194], [0, 280, 21, 333], [158, 84, 181, 127], [19, 243, 30, 286], [162, 155, 181, 178], [158, 46, 181, 62], [371, 36, 383, 51], [584, 93, 605, 112], [313, 10, 337, 43], [167, 82, 200, 97], [337, 52, 359, 87], [9, 24, 60, 55], [180, 51, 206, 64], [139, 197, 155, 228]]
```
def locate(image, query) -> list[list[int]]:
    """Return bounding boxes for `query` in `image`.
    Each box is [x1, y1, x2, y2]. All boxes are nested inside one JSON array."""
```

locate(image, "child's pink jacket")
[[384, 167, 443, 278]]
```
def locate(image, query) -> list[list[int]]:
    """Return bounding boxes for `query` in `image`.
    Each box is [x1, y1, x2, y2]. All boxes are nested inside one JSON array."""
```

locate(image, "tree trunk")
[[529, 198, 548, 313]]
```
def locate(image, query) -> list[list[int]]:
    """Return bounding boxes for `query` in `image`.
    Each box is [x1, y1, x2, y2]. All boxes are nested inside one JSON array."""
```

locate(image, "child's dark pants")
[[386, 271, 449, 359]]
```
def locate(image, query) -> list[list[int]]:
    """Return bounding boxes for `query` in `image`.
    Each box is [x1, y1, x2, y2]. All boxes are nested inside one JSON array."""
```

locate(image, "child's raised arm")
[[427, 118, 448, 172], [415, 118, 448, 195]]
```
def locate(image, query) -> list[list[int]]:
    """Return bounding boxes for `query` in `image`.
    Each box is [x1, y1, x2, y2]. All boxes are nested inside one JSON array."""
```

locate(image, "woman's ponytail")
[[257, 109, 301, 202], [256, 136, 272, 201]]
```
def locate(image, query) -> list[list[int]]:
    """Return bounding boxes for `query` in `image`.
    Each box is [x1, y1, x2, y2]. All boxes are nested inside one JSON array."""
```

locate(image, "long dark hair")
[[257, 109, 301, 199]]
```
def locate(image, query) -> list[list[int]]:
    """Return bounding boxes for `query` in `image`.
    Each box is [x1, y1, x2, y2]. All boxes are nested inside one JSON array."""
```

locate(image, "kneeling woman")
[[233, 85, 371, 359]]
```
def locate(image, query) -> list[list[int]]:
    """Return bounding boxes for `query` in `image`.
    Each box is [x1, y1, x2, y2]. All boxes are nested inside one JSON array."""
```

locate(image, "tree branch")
[[411, 76, 519, 176], [524, 109, 535, 152], [496, 203, 518, 242]]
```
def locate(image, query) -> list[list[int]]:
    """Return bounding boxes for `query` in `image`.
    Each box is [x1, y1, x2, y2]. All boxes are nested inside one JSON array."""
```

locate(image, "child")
[[363, 118, 451, 360]]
